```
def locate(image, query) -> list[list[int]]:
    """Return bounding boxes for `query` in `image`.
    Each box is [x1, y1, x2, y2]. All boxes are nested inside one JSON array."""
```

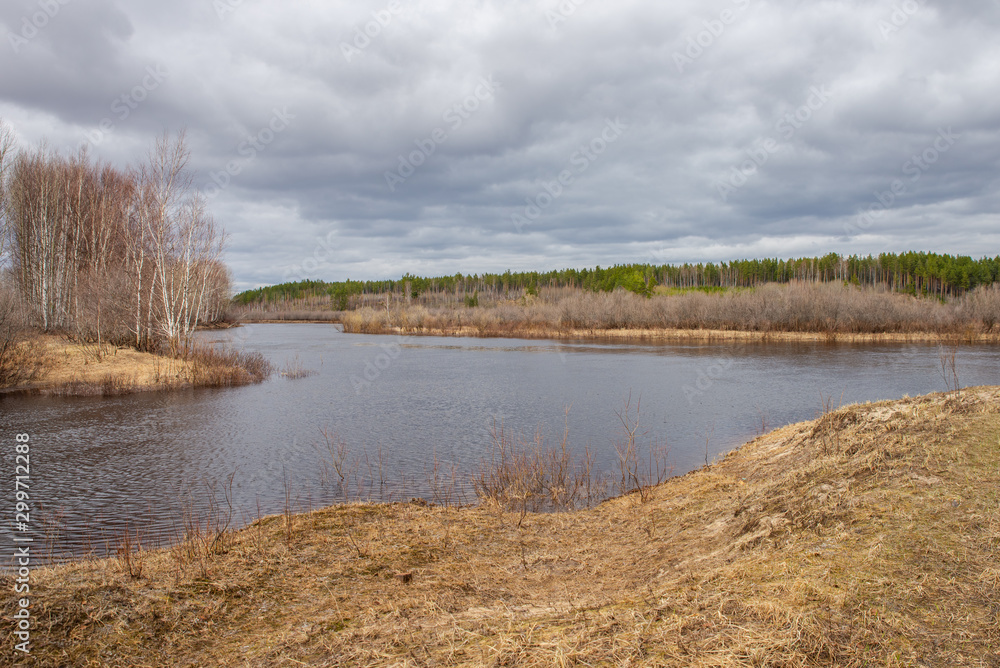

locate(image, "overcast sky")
[[1, 0, 998, 290]]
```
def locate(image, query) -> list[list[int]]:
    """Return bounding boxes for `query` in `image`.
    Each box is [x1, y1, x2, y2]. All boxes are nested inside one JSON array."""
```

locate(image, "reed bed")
[[185, 342, 273, 387], [340, 281, 1000, 340], [279, 354, 316, 379], [235, 309, 342, 323]]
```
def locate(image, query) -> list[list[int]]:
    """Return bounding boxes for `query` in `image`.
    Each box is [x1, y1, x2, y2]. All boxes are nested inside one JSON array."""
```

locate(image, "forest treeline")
[[234, 252, 1000, 311], [0, 123, 231, 356]]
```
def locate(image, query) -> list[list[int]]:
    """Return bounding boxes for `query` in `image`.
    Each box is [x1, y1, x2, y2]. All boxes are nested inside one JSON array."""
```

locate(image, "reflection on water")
[[2, 323, 998, 564]]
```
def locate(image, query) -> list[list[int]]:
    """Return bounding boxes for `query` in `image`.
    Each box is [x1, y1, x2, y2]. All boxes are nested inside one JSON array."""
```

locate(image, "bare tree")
[[7, 145, 75, 330], [1, 125, 231, 357], [199, 260, 233, 324], [136, 131, 226, 354], [0, 119, 16, 264]]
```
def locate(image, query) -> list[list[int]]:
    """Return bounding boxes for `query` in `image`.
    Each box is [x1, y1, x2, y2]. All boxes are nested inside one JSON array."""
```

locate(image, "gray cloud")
[[1, 0, 997, 290]]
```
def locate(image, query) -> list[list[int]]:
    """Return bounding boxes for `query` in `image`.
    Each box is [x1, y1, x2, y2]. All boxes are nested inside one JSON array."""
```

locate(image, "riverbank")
[[2, 334, 272, 396], [234, 313, 1000, 343], [235, 280, 1000, 344], [6, 387, 998, 665], [354, 323, 1000, 344]]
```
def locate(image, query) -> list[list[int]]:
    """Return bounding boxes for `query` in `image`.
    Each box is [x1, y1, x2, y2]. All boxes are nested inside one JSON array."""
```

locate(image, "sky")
[[1, 0, 998, 291]]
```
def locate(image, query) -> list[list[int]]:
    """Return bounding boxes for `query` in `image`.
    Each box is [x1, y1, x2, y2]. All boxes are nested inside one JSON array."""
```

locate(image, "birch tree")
[[137, 131, 226, 354], [8, 146, 77, 330], [0, 120, 15, 265]]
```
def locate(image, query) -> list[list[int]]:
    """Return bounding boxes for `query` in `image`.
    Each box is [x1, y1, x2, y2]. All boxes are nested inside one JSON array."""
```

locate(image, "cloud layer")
[[2, 0, 998, 288]]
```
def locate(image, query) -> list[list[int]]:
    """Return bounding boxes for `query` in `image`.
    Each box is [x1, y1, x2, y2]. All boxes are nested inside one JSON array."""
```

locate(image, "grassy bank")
[[335, 282, 1000, 343], [1, 334, 273, 396], [5, 387, 999, 665], [347, 323, 1000, 344]]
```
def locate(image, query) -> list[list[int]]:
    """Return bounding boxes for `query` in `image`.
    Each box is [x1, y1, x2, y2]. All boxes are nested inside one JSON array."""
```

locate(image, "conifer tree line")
[[236, 252, 1000, 309], [0, 122, 231, 353]]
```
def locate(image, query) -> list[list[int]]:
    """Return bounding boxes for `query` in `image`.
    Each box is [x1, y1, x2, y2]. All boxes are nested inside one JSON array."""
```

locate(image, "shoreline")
[[8, 386, 1000, 665], [2, 334, 269, 397], [372, 324, 1000, 344], [2, 335, 195, 397], [239, 316, 999, 344]]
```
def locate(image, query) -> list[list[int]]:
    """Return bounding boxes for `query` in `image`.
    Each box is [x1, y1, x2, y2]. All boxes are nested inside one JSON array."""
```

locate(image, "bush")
[[187, 344, 274, 387], [961, 283, 1000, 331], [0, 285, 47, 388], [473, 422, 604, 521]]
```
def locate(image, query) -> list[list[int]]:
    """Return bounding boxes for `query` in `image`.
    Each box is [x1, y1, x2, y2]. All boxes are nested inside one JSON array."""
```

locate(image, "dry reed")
[[340, 281, 1000, 340]]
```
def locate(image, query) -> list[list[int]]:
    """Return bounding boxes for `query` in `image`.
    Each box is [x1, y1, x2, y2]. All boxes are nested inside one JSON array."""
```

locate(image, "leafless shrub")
[[939, 345, 960, 392], [101, 372, 137, 396], [613, 393, 672, 502], [234, 308, 341, 323], [113, 522, 146, 580], [426, 454, 462, 506], [341, 307, 389, 334], [318, 428, 355, 502], [0, 334, 47, 389], [473, 418, 605, 525], [338, 282, 991, 337], [171, 471, 237, 579], [961, 283, 1000, 332]]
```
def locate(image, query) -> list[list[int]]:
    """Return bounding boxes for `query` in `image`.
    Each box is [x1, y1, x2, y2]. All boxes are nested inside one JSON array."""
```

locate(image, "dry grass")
[[340, 282, 1000, 343], [11, 335, 192, 394], [473, 420, 606, 521], [5, 387, 1000, 665], [280, 354, 316, 380], [0, 335, 49, 389], [235, 309, 342, 323], [3, 334, 272, 395], [186, 342, 274, 387]]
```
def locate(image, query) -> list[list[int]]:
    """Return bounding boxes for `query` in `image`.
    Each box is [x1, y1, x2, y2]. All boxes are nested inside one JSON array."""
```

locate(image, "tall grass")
[[0, 285, 48, 388], [470, 401, 671, 518], [280, 354, 316, 379], [341, 281, 1000, 337], [472, 421, 604, 524], [235, 309, 342, 323], [312, 407, 669, 516], [187, 343, 274, 387]]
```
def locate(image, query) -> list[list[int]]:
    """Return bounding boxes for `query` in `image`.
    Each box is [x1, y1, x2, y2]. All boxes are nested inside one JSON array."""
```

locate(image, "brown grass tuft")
[[473, 420, 605, 521], [185, 343, 274, 387]]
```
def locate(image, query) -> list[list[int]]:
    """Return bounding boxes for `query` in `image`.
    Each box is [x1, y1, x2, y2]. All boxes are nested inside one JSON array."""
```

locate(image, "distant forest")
[[234, 252, 1000, 309]]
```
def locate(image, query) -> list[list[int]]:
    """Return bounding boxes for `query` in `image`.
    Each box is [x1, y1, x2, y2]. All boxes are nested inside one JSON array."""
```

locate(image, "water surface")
[[2, 324, 997, 564]]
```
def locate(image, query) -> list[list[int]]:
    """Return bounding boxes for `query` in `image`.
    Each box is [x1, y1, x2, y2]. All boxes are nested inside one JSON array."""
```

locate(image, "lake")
[[2, 323, 997, 564]]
